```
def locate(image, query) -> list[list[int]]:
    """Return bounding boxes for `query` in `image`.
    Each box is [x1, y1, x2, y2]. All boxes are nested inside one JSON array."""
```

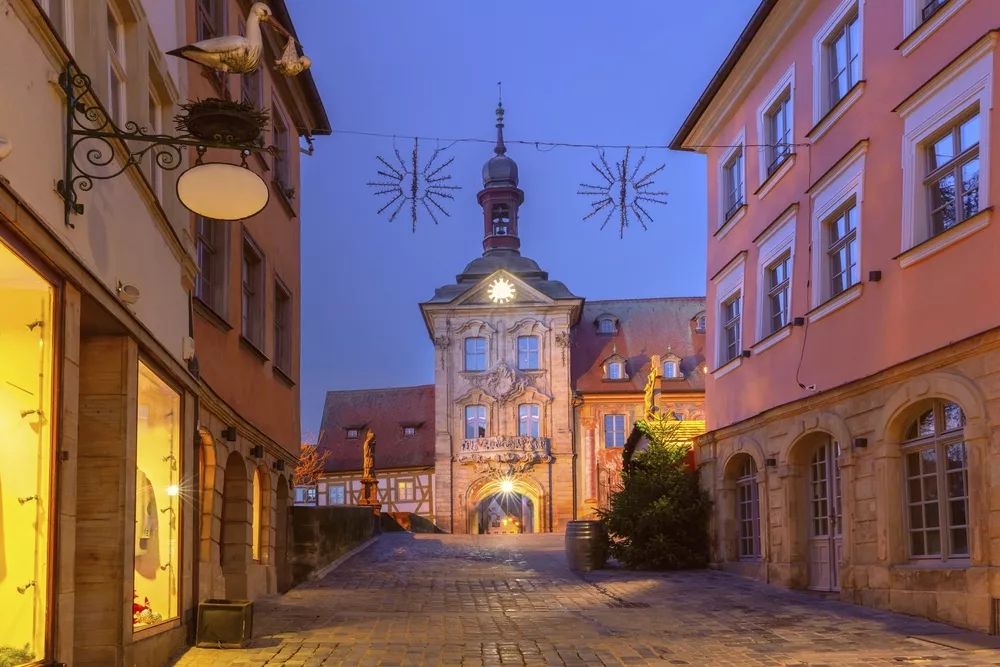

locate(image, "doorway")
[[476, 492, 535, 535], [807, 439, 842, 591]]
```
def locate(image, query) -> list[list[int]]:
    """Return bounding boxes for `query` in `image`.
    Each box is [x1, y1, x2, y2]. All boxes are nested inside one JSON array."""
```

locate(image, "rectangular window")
[[40, 0, 68, 40], [274, 279, 292, 374], [517, 336, 539, 370], [346, 429, 359, 439], [720, 294, 742, 364], [273, 99, 292, 191], [241, 234, 265, 350], [723, 149, 744, 221], [663, 360, 678, 378], [737, 459, 761, 560], [604, 414, 626, 448], [197, 0, 225, 41], [606, 361, 623, 380], [765, 253, 791, 335], [195, 217, 229, 316], [239, 19, 264, 108], [765, 93, 792, 177], [826, 203, 859, 298], [465, 405, 486, 439], [135, 361, 181, 630], [464, 337, 486, 371], [403, 426, 416, 437], [107, 4, 126, 126], [518, 404, 540, 437], [147, 84, 163, 197], [925, 111, 980, 236], [397, 481, 415, 502], [826, 12, 860, 108], [328, 485, 345, 505]]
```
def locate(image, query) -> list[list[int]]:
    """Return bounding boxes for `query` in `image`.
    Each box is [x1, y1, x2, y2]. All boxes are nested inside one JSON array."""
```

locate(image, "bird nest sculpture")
[[174, 99, 270, 144]]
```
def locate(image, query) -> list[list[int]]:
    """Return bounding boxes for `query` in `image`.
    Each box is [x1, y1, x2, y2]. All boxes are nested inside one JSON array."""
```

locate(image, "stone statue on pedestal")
[[358, 430, 381, 515], [644, 355, 663, 420], [362, 429, 377, 480]]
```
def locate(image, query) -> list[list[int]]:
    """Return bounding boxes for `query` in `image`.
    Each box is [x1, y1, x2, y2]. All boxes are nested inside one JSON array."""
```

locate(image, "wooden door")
[[807, 440, 842, 591]]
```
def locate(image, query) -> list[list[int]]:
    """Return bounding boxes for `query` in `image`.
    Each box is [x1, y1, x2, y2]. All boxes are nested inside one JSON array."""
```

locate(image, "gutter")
[[268, 0, 332, 135], [668, 0, 779, 151]]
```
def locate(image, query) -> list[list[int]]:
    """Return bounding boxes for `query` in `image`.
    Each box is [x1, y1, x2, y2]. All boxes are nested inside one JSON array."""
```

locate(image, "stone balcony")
[[456, 436, 553, 474]]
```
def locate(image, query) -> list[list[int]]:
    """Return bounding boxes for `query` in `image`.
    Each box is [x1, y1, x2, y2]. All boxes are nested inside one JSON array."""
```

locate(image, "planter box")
[[195, 599, 253, 648]]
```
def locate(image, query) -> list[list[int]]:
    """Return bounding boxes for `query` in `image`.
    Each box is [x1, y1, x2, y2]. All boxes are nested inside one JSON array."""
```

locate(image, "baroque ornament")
[[457, 435, 553, 477], [465, 361, 532, 404]]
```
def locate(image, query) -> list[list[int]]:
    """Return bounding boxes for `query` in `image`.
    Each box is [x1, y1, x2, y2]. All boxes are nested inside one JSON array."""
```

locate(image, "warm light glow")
[[176, 162, 269, 221], [166, 485, 179, 497], [501, 479, 514, 494], [487, 277, 516, 304]]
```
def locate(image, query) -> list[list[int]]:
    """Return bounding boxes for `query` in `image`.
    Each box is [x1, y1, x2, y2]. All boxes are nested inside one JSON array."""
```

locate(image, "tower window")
[[492, 204, 510, 236]]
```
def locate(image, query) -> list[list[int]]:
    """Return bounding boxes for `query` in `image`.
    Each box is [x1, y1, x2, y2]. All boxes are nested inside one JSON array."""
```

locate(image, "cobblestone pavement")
[[171, 533, 1000, 666]]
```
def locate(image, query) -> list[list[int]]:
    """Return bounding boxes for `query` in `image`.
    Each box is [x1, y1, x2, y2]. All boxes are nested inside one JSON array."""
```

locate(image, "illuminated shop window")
[[134, 361, 181, 630], [0, 240, 55, 663], [252, 468, 262, 562]]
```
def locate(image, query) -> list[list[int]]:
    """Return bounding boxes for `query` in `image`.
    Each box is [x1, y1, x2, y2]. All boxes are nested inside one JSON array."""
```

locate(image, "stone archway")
[[275, 474, 291, 593], [466, 475, 546, 535], [221, 452, 251, 599], [196, 427, 222, 601]]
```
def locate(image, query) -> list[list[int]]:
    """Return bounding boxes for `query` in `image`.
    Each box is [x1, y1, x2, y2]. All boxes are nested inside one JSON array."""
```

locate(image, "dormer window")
[[492, 204, 510, 236], [695, 313, 706, 334], [663, 360, 678, 378], [346, 429, 359, 439], [598, 318, 615, 334], [607, 362, 623, 379], [403, 426, 416, 437]]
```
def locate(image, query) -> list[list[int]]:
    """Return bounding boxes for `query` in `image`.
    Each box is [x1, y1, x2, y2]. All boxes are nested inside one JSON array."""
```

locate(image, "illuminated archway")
[[466, 475, 546, 535]]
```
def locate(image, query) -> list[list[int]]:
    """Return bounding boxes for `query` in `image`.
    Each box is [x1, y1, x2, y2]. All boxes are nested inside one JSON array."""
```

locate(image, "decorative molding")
[[712, 356, 742, 380], [457, 436, 553, 477], [899, 0, 972, 57], [811, 0, 865, 125], [433, 335, 450, 369], [751, 325, 792, 356], [807, 81, 865, 142], [897, 207, 992, 269], [464, 361, 533, 404], [807, 283, 863, 324], [755, 154, 796, 200], [455, 319, 497, 337], [755, 62, 796, 188], [716, 125, 746, 232], [507, 318, 550, 335]]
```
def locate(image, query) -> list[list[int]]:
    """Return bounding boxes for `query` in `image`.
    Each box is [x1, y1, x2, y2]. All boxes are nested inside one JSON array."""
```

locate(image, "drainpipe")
[[571, 392, 584, 521], [186, 291, 202, 644]]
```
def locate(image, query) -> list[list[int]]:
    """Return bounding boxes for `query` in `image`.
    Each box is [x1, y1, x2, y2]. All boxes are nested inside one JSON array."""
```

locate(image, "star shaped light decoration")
[[578, 146, 668, 239], [487, 277, 516, 304], [367, 138, 462, 233]]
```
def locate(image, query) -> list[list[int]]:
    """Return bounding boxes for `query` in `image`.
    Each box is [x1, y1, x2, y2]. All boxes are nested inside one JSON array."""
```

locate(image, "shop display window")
[[133, 362, 181, 630], [0, 240, 55, 665]]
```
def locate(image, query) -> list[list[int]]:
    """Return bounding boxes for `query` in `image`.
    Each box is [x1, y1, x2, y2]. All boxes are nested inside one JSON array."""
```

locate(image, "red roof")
[[317, 385, 435, 473], [571, 297, 707, 394]]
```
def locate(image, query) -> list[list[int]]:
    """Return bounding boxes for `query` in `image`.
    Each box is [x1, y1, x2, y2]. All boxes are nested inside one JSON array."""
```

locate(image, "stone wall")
[[697, 328, 1000, 632], [290, 506, 380, 585]]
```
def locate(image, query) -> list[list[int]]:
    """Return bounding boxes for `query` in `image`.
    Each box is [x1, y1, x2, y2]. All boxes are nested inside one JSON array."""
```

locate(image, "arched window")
[[252, 467, 262, 562], [492, 204, 510, 235], [598, 318, 615, 334], [736, 456, 761, 560], [696, 314, 707, 333], [902, 399, 969, 561]]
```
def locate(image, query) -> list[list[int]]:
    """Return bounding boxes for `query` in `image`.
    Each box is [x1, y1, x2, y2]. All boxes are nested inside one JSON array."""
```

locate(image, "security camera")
[[117, 281, 140, 305]]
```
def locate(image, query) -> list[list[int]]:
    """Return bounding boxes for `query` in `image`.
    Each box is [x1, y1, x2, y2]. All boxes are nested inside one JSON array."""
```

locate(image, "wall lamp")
[[249, 445, 264, 458], [56, 63, 276, 229], [221, 426, 237, 442]]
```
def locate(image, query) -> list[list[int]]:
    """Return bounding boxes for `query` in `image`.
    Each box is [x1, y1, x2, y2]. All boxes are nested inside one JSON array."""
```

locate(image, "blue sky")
[[286, 1, 757, 439]]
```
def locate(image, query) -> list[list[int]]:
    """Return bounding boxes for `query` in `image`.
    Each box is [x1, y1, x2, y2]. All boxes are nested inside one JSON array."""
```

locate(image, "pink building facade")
[[672, 0, 1000, 631]]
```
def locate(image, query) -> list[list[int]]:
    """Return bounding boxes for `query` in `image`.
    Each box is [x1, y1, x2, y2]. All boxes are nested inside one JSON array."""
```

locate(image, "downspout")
[[186, 291, 201, 644], [571, 392, 584, 521]]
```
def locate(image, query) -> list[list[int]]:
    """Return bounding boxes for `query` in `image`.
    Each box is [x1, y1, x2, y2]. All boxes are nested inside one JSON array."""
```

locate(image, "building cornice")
[[197, 376, 298, 465], [670, 0, 808, 152]]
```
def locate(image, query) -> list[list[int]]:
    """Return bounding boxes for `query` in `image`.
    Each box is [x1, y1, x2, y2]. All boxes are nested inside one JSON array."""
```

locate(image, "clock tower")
[[418, 104, 584, 535]]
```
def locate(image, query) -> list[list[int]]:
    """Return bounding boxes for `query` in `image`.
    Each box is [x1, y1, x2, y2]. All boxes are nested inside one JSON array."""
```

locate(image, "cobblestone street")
[[171, 533, 1000, 666]]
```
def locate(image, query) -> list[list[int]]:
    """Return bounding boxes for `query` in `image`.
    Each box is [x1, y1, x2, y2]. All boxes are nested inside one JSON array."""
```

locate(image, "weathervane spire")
[[495, 81, 507, 155]]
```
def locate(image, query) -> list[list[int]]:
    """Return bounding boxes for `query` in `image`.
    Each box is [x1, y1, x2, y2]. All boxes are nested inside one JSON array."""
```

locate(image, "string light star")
[[578, 146, 668, 239], [367, 138, 461, 233]]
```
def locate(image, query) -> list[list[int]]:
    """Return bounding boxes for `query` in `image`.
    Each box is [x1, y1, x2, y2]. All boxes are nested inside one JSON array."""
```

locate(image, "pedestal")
[[358, 476, 381, 516]]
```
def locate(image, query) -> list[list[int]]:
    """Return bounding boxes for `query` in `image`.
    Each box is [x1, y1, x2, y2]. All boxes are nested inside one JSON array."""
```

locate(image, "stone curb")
[[307, 534, 381, 582]]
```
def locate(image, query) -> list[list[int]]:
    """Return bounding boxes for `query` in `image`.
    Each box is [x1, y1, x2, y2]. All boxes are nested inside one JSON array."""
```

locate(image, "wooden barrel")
[[565, 520, 609, 574]]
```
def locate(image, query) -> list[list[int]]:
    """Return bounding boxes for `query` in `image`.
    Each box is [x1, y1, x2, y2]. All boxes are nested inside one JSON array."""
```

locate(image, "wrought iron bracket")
[[56, 63, 276, 228]]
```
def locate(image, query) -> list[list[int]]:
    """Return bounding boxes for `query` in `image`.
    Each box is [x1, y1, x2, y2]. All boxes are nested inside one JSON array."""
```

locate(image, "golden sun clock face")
[[487, 277, 516, 304]]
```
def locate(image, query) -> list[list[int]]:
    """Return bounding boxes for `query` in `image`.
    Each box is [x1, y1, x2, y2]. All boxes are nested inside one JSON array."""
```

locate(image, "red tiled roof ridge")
[[324, 384, 434, 395], [584, 296, 706, 305]]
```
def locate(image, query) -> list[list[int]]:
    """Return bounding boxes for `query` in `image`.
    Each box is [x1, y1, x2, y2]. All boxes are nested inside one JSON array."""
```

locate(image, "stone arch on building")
[[251, 463, 272, 566], [465, 474, 547, 535], [718, 437, 767, 566], [274, 474, 292, 593], [875, 371, 991, 566], [221, 451, 251, 599], [783, 412, 854, 592]]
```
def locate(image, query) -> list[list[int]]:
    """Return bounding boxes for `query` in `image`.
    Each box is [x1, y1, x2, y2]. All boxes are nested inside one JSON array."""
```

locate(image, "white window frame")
[[465, 405, 487, 439], [403, 426, 416, 437], [604, 414, 626, 448], [598, 318, 615, 334], [808, 142, 866, 323], [717, 126, 747, 235], [346, 429, 359, 439], [811, 0, 865, 132], [517, 335, 539, 370], [711, 253, 745, 378], [464, 337, 487, 371], [39, 0, 74, 49], [606, 361, 623, 380], [518, 404, 540, 437], [106, 2, 127, 126], [755, 64, 796, 197], [662, 359, 679, 379], [901, 0, 971, 57], [328, 484, 346, 506], [754, 208, 796, 352], [898, 39, 993, 268], [397, 480, 415, 502], [736, 457, 762, 561]]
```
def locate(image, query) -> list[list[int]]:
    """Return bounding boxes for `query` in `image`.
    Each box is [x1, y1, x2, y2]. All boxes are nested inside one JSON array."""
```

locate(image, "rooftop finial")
[[494, 81, 506, 155]]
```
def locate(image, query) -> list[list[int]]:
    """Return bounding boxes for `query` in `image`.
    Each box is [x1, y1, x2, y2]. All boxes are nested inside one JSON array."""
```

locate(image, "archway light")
[[501, 479, 514, 494]]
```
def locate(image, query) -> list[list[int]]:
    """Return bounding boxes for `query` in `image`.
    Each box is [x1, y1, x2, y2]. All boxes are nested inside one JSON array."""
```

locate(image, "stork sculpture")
[[166, 2, 304, 99]]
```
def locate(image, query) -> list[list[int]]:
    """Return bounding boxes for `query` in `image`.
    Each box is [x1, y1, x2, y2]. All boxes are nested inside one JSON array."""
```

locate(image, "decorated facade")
[[316, 107, 705, 533]]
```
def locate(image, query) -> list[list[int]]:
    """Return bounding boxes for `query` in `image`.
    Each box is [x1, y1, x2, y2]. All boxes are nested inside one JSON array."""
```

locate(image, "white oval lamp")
[[176, 162, 269, 220]]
